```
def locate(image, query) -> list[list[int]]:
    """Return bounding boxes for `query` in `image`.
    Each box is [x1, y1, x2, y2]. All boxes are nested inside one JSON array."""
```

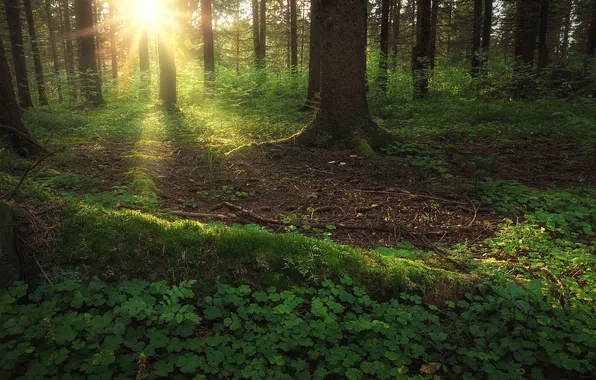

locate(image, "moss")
[[52, 205, 473, 301], [0, 172, 55, 204], [355, 139, 376, 157]]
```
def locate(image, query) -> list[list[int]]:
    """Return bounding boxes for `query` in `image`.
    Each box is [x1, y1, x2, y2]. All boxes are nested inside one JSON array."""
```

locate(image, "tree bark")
[[295, 0, 393, 150], [45, 0, 63, 102], [428, 0, 439, 69], [139, 28, 150, 72], [158, 25, 177, 110], [587, 0, 596, 59], [201, 0, 215, 82], [0, 41, 42, 157], [513, 0, 540, 97], [259, 0, 267, 63], [75, 0, 103, 106], [470, 0, 482, 76], [412, 0, 431, 98], [108, 0, 118, 79], [481, 0, 493, 65], [379, 0, 390, 91], [305, 0, 321, 107], [4, 0, 33, 109], [536, 0, 549, 71], [60, 0, 76, 99], [390, 0, 401, 68], [252, 0, 260, 63], [24, 0, 49, 106], [0, 203, 20, 290], [290, 0, 298, 71]]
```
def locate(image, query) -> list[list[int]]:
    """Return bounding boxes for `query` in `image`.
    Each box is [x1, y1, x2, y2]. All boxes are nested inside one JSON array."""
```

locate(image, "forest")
[[0, 0, 595, 378]]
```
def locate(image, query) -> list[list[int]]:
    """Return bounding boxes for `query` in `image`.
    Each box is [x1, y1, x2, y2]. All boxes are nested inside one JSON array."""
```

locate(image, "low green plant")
[[382, 142, 451, 178]]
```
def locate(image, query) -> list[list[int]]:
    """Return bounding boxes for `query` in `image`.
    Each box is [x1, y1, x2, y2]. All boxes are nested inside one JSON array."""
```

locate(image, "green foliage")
[[382, 142, 451, 178], [1, 278, 594, 379]]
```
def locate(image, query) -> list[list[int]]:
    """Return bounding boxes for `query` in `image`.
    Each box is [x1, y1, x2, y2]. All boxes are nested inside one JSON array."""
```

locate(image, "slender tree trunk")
[[92, 0, 103, 85], [45, 0, 63, 102], [537, 0, 549, 71], [252, 0, 260, 64], [513, 0, 541, 98], [0, 40, 42, 156], [108, 0, 118, 79], [481, 0, 493, 66], [379, 0, 390, 91], [587, 0, 596, 59], [290, 0, 298, 71], [390, 0, 401, 68], [470, 0, 482, 76], [560, 3, 571, 64], [139, 28, 150, 72], [23, 0, 48, 106], [300, 1, 306, 66], [201, 0, 215, 82], [4, 0, 33, 108], [305, 0, 321, 107], [259, 0, 267, 62], [428, 0, 438, 69], [61, 0, 76, 98], [75, 0, 103, 106], [296, 0, 394, 149], [158, 25, 176, 110], [412, 0, 431, 98]]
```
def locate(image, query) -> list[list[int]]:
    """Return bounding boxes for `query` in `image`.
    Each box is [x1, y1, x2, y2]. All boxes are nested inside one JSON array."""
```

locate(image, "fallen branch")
[[0, 124, 46, 152]]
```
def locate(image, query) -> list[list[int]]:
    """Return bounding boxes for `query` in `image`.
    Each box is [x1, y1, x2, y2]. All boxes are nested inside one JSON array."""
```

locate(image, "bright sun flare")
[[133, 0, 161, 23]]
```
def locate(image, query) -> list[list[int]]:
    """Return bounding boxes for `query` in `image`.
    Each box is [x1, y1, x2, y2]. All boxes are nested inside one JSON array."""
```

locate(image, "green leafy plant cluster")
[[2, 277, 595, 379], [382, 142, 451, 178]]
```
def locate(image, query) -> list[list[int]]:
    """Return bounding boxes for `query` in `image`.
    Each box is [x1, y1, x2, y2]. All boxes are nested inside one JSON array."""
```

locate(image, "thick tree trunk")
[[0, 41, 42, 157], [75, 0, 103, 106], [45, 0, 63, 102], [290, 0, 298, 71], [0, 203, 20, 290], [428, 0, 438, 69], [481, 0, 493, 65], [537, 0, 549, 70], [587, 0, 596, 59], [61, 0, 76, 99], [305, 0, 321, 107], [470, 0, 482, 76], [4, 0, 33, 109], [158, 27, 177, 110], [390, 0, 401, 68], [379, 0, 390, 91], [412, 0, 431, 98], [295, 0, 393, 150], [24, 0, 49, 106], [201, 0, 215, 82], [108, 0, 118, 79], [513, 0, 540, 97]]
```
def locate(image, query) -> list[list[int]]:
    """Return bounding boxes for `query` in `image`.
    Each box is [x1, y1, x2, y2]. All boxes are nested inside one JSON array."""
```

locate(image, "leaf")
[[420, 362, 442, 374], [345, 368, 363, 379], [112, 322, 126, 336], [204, 306, 223, 320]]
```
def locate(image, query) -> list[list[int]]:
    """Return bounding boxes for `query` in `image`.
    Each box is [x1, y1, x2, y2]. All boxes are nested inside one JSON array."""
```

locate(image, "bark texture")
[[305, 0, 321, 107], [390, 0, 401, 68], [290, 0, 298, 71], [295, 0, 393, 149], [412, 0, 431, 98], [588, 0, 596, 58], [45, 0, 63, 102], [379, 0, 390, 91], [201, 0, 215, 82], [481, 0, 493, 62], [0, 203, 20, 290], [108, 0, 118, 79], [158, 27, 177, 110], [537, 0, 549, 70], [428, 0, 438, 69], [75, 0, 104, 106], [470, 0, 482, 76], [24, 0, 49, 105], [61, 0, 76, 98], [4, 0, 33, 108]]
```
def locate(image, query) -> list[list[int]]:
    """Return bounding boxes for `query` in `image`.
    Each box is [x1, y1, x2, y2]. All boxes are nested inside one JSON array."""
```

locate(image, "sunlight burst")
[[132, 0, 161, 24]]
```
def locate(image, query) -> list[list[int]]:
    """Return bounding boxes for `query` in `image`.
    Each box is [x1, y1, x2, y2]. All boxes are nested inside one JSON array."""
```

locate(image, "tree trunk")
[[108, 0, 118, 79], [92, 0, 103, 86], [158, 27, 177, 110], [587, 0, 596, 59], [379, 0, 390, 91], [560, 2, 571, 63], [61, 0, 76, 99], [428, 0, 438, 69], [290, 0, 298, 71], [259, 0, 267, 63], [45, 0, 63, 102], [139, 28, 150, 72], [0, 41, 42, 157], [536, 0, 549, 71], [75, 0, 103, 106], [0, 203, 20, 290], [390, 0, 401, 68], [24, 0, 49, 106], [470, 0, 482, 76], [4, 0, 33, 109], [295, 0, 393, 150], [412, 0, 431, 98], [252, 0, 260, 63], [481, 0, 493, 65], [201, 0, 215, 82], [305, 0, 321, 107], [513, 0, 540, 97]]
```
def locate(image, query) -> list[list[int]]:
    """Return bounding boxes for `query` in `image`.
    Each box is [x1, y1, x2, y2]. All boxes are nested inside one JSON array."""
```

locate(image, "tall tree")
[[108, 0, 118, 79], [587, 0, 596, 59], [290, 0, 298, 71], [305, 0, 321, 107], [428, 0, 439, 69], [537, 0, 549, 70], [74, 0, 104, 106], [4, 0, 33, 108], [45, 0, 63, 102], [390, 0, 402, 68], [412, 0, 431, 98], [139, 28, 150, 72], [259, 0, 267, 63], [295, 0, 394, 149], [60, 0, 76, 98], [0, 40, 42, 156], [470, 0, 483, 76], [201, 0, 215, 82], [24, 0, 49, 105], [379, 0, 390, 91], [252, 0, 260, 63], [158, 25, 176, 110], [481, 0, 493, 64], [513, 0, 541, 97]]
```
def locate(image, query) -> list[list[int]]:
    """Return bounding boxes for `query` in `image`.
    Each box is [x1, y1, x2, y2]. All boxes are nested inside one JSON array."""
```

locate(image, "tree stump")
[[0, 202, 20, 289]]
